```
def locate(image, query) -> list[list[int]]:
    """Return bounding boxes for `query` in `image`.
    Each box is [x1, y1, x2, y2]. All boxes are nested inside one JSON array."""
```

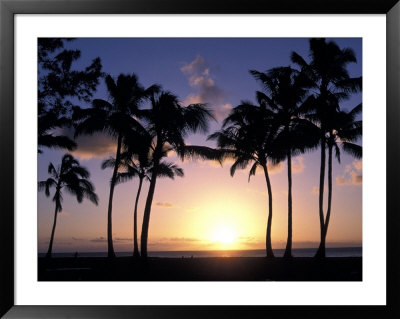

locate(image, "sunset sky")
[[38, 38, 362, 253]]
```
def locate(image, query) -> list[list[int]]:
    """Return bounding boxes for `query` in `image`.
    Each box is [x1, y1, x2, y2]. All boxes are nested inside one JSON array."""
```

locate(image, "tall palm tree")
[[316, 102, 362, 256], [291, 38, 362, 257], [250, 67, 319, 258], [73, 73, 159, 258], [102, 147, 184, 258], [208, 93, 282, 258], [139, 91, 215, 258], [38, 154, 98, 258]]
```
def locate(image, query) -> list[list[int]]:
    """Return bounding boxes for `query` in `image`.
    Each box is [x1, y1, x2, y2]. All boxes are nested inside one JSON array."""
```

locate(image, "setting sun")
[[211, 226, 237, 245]]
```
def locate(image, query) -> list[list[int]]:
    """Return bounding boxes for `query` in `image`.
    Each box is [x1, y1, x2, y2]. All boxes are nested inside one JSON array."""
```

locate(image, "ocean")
[[39, 247, 362, 258]]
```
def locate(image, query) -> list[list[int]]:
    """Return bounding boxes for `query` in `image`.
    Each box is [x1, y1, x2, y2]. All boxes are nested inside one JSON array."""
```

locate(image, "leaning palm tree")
[[102, 145, 184, 258], [38, 154, 98, 258], [208, 93, 282, 258], [291, 38, 362, 257], [73, 73, 159, 258], [250, 67, 319, 258], [139, 91, 215, 259]]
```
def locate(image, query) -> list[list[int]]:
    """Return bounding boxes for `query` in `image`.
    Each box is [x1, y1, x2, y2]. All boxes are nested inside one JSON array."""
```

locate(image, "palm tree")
[[208, 93, 282, 258], [102, 146, 184, 258], [316, 102, 362, 257], [250, 67, 319, 258], [139, 91, 215, 258], [73, 73, 159, 258], [38, 154, 98, 258], [291, 38, 362, 257]]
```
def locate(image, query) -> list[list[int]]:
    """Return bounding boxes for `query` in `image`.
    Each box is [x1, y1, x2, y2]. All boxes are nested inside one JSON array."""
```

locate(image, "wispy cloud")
[[160, 237, 202, 242], [292, 156, 305, 174], [181, 55, 232, 121], [268, 162, 284, 174], [115, 237, 132, 242], [155, 202, 174, 208], [336, 159, 362, 186], [90, 236, 107, 243]]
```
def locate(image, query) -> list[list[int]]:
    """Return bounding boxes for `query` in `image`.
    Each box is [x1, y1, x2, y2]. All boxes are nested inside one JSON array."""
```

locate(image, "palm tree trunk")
[[141, 163, 159, 259], [133, 177, 143, 258], [46, 203, 59, 258], [317, 143, 333, 258], [283, 150, 293, 258], [106, 133, 122, 259], [262, 163, 274, 258], [315, 138, 327, 258]]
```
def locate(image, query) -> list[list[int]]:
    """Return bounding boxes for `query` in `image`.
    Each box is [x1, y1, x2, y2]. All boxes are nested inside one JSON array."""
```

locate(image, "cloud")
[[181, 55, 231, 121], [336, 159, 362, 186], [353, 160, 362, 171], [311, 186, 327, 195], [71, 237, 84, 241], [267, 162, 284, 174], [90, 236, 107, 243], [115, 237, 132, 242], [58, 210, 70, 216], [155, 202, 174, 208], [160, 237, 202, 242], [60, 126, 116, 160], [237, 236, 263, 248], [292, 156, 305, 174]]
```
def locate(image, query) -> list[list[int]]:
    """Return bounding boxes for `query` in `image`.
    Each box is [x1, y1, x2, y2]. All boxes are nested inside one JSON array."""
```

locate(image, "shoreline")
[[38, 256, 362, 281]]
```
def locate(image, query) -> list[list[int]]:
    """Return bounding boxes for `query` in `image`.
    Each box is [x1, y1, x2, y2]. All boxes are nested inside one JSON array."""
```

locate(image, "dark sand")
[[38, 257, 362, 281]]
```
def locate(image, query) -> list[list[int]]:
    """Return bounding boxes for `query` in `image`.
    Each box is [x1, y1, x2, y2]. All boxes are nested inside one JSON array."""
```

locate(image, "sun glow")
[[211, 226, 237, 245]]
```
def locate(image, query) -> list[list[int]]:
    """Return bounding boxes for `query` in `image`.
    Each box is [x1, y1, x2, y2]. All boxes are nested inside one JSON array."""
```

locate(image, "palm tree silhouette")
[[74, 73, 159, 258], [102, 146, 183, 258], [139, 91, 214, 258], [250, 67, 319, 258], [208, 93, 282, 258], [316, 102, 362, 256], [38, 154, 98, 258], [291, 38, 362, 257]]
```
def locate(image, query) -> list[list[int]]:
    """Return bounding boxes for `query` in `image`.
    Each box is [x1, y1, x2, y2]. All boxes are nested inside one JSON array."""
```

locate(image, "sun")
[[211, 226, 237, 245]]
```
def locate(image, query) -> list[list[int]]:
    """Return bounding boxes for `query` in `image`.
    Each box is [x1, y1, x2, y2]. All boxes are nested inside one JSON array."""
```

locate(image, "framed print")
[[1, 0, 399, 318]]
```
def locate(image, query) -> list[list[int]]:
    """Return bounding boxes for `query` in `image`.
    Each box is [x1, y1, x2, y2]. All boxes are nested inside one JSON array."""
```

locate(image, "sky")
[[38, 38, 362, 253]]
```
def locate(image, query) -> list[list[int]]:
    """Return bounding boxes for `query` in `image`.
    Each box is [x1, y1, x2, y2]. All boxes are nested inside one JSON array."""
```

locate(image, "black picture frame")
[[1, 0, 399, 318]]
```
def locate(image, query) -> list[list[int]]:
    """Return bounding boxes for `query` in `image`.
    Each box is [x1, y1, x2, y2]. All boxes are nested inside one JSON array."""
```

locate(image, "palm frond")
[[248, 161, 259, 182], [341, 142, 362, 159]]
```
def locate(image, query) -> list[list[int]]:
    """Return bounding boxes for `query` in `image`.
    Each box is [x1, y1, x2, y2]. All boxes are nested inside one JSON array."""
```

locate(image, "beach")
[[38, 256, 362, 281]]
